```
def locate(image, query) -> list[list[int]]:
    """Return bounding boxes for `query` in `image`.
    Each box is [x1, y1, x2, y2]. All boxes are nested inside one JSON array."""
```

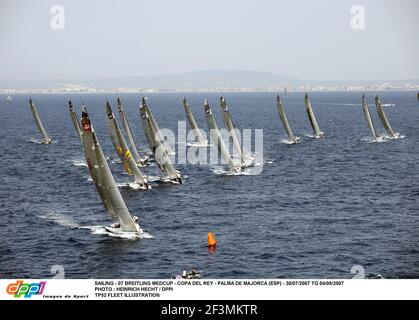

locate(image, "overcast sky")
[[1, 0, 418, 81]]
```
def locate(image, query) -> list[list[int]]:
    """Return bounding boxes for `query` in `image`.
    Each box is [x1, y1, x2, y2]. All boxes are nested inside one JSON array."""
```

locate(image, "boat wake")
[[116, 181, 150, 190], [361, 134, 405, 143], [146, 175, 184, 184], [280, 138, 301, 145], [30, 138, 56, 145], [70, 159, 88, 167], [38, 211, 80, 229], [305, 133, 324, 139], [187, 141, 211, 148], [81, 226, 153, 240], [361, 136, 389, 143]]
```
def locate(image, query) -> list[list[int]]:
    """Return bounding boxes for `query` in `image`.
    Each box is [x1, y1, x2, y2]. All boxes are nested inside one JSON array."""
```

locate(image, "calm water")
[[1, 91, 419, 279]]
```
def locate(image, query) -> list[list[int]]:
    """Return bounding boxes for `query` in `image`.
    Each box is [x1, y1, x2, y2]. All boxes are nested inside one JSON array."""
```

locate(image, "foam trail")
[[38, 211, 80, 229], [81, 226, 153, 240]]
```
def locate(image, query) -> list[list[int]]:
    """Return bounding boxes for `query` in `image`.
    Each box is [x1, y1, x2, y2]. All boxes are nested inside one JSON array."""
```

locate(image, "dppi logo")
[[6, 280, 46, 298]]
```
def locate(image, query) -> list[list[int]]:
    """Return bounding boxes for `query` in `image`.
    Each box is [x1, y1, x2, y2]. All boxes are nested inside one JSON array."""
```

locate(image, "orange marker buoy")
[[208, 232, 217, 247]]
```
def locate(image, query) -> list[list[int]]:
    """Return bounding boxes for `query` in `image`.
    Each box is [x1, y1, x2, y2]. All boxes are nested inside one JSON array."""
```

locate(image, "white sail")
[[139, 98, 182, 183], [276, 95, 300, 144], [361, 95, 378, 141], [220, 96, 246, 165], [80, 106, 139, 233], [68, 100, 83, 143], [204, 100, 238, 174], [375, 95, 397, 139], [143, 98, 174, 155], [304, 93, 324, 138], [117, 98, 147, 165], [29, 99, 52, 144], [183, 97, 207, 145], [139, 100, 156, 154], [106, 101, 148, 189]]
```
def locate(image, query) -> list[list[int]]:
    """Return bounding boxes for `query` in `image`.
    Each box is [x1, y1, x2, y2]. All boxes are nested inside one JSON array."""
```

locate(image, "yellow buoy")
[[208, 232, 217, 247]]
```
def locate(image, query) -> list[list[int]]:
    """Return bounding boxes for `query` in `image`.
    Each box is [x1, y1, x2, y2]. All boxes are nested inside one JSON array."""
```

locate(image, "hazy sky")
[[1, 0, 418, 81]]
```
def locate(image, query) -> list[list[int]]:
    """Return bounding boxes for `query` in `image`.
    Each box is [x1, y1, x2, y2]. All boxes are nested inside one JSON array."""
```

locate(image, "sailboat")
[[6, 95, 12, 103], [29, 99, 52, 144], [80, 105, 143, 237], [219, 96, 246, 166], [106, 101, 149, 190], [361, 94, 378, 142], [117, 98, 148, 166], [204, 100, 238, 174], [375, 95, 399, 139], [68, 100, 83, 143], [139, 98, 182, 184], [276, 95, 300, 144], [141, 98, 174, 156], [182, 97, 208, 146], [304, 93, 325, 138]]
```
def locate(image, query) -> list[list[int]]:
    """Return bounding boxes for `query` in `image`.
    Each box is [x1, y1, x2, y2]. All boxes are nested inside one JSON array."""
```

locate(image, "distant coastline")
[[1, 70, 418, 94]]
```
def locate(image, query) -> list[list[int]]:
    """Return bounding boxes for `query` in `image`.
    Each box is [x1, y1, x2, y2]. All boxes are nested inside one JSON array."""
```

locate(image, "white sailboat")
[[361, 95, 378, 142], [80, 106, 144, 237], [276, 95, 300, 144], [68, 100, 83, 143], [204, 100, 238, 174], [304, 93, 324, 138], [117, 98, 148, 165], [106, 101, 149, 190], [29, 99, 52, 144], [139, 98, 182, 184], [183, 97, 208, 146], [219, 96, 246, 166], [375, 95, 399, 139]]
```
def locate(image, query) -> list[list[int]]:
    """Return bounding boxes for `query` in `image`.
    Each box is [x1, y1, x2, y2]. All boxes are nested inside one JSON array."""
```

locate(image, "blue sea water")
[[0, 91, 418, 279]]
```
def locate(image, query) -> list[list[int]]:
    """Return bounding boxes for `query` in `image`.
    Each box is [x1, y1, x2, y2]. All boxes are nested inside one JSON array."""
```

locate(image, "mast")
[[80, 106, 138, 233], [29, 98, 52, 144], [361, 94, 378, 141], [68, 100, 83, 143], [182, 97, 206, 144], [106, 102, 148, 189], [219, 96, 245, 165], [139, 98, 182, 183], [117, 98, 147, 165], [276, 95, 298, 143], [304, 93, 324, 137], [204, 100, 238, 174], [375, 95, 397, 138]]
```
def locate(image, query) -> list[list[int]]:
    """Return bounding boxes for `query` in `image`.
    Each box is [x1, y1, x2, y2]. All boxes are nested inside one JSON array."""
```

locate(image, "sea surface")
[[1, 91, 419, 279]]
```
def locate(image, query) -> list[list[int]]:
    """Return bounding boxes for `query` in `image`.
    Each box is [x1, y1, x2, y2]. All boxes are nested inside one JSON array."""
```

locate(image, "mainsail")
[[361, 94, 378, 141], [139, 98, 182, 183], [80, 106, 138, 233], [106, 101, 148, 189], [68, 100, 83, 143], [139, 99, 156, 154], [29, 98, 52, 144], [183, 97, 207, 145], [375, 95, 397, 138], [204, 100, 238, 174], [276, 95, 299, 144], [304, 93, 324, 138], [117, 98, 147, 165], [219, 96, 245, 165], [142, 98, 174, 155]]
